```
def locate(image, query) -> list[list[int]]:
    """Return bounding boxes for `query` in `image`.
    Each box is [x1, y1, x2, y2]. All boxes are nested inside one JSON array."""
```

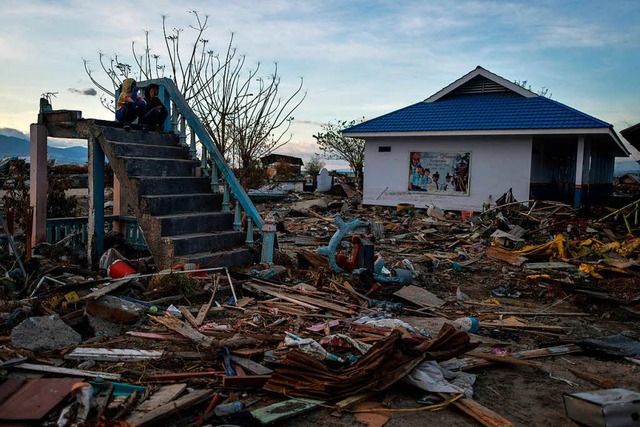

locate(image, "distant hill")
[[0, 135, 88, 164]]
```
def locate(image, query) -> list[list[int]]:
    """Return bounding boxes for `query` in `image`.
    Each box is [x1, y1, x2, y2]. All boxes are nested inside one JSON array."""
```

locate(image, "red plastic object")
[[107, 259, 136, 279]]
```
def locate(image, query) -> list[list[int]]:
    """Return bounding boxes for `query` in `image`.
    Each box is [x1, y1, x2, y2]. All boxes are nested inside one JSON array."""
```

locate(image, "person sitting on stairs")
[[142, 83, 168, 131], [115, 78, 146, 130]]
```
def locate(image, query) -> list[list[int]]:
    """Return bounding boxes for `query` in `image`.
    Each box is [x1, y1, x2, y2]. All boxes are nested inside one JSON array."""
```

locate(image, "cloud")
[[0, 128, 28, 139], [68, 88, 97, 96]]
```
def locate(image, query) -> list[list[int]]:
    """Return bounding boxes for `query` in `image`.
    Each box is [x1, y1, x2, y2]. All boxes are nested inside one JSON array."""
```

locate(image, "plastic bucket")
[[108, 259, 136, 279], [461, 210, 474, 222]]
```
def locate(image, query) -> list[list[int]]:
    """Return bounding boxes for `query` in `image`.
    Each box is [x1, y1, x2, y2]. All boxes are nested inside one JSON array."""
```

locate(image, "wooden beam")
[[126, 389, 211, 427]]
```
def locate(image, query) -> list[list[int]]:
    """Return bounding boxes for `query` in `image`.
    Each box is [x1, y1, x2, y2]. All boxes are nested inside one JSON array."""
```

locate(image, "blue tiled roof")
[[344, 93, 612, 134]]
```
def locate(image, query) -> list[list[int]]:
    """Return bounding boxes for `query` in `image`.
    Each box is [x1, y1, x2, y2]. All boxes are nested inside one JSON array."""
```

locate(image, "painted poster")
[[408, 151, 470, 195]]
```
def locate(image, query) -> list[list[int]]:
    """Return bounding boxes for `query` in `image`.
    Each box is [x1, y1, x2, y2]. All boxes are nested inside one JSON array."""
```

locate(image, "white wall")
[[363, 135, 532, 211]]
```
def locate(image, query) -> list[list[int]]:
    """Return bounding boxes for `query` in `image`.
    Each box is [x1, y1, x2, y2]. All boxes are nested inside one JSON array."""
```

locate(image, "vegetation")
[[84, 11, 306, 171], [513, 79, 552, 98], [1, 160, 30, 229], [305, 155, 325, 176], [313, 119, 365, 189]]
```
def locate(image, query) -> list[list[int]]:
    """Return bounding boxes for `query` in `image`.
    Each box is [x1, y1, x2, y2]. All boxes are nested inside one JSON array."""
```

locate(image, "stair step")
[[164, 231, 246, 255], [156, 212, 234, 235], [122, 157, 197, 177], [100, 125, 179, 146], [108, 141, 189, 159], [93, 121, 256, 270], [141, 193, 223, 215], [175, 247, 258, 269], [134, 177, 213, 195]]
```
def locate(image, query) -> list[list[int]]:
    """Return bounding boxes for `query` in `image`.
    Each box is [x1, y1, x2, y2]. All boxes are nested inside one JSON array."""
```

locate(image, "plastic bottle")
[[214, 401, 245, 416], [453, 317, 480, 334]]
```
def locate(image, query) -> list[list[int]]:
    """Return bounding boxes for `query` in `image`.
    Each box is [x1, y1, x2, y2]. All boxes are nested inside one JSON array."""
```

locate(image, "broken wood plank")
[[479, 320, 564, 332], [178, 306, 199, 328], [126, 331, 187, 341], [277, 291, 355, 315], [65, 348, 164, 362], [393, 285, 445, 308], [485, 246, 528, 266], [441, 344, 582, 371], [493, 312, 588, 317], [334, 392, 375, 412], [568, 368, 617, 389], [229, 355, 273, 375], [126, 389, 211, 427], [14, 362, 121, 380], [133, 384, 187, 413], [151, 313, 215, 348], [195, 287, 217, 326], [82, 279, 131, 300], [236, 297, 255, 308], [466, 352, 543, 369], [439, 393, 513, 427], [244, 282, 321, 311]]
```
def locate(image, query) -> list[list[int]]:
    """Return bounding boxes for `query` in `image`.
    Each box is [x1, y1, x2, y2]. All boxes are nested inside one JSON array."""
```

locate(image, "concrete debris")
[[10, 315, 81, 351]]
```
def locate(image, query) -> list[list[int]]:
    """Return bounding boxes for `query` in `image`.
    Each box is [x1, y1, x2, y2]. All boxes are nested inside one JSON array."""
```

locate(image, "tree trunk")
[[355, 165, 364, 191]]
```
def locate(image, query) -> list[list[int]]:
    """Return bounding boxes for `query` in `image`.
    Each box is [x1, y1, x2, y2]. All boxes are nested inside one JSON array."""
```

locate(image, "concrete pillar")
[[574, 135, 587, 208], [29, 124, 48, 247], [87, 138, 105, 264], [112, 175, 126, 233]]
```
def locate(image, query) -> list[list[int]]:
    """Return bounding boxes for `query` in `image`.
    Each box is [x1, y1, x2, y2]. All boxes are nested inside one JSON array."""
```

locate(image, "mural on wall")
[[409, 151, 471, 195]]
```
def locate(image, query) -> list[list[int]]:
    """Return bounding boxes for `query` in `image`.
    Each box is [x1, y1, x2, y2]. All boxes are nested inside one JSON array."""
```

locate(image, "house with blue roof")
[[343, 66, 629, 211]]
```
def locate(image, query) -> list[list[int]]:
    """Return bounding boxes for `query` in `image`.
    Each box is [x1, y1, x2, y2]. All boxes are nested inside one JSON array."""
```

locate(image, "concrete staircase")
[[95, 123, 257, 270]]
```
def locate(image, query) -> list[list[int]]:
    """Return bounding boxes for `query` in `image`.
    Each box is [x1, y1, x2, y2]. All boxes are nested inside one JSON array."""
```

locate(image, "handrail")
[[140, 78, 264, 230], [47, 215, 148, 250]]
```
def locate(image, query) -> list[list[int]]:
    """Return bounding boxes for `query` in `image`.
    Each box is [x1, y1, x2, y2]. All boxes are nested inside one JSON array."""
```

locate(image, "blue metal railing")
[[46, 216, 148, 250], [140, 78, 264, 230]]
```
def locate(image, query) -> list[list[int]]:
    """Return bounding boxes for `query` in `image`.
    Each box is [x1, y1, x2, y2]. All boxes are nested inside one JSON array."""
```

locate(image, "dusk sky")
[[1, 0, 639, 168]]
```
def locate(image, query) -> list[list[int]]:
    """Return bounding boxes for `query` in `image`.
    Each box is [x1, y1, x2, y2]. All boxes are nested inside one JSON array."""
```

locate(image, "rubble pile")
[[0, 190, 638, 426]]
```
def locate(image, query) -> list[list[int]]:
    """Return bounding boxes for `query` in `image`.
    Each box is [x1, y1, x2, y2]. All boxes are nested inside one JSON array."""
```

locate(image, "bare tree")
[[83, 11, 305, 164], [229, 64, 305, 169], [513, 79, 552, 98], [313, 119, 365, 189]]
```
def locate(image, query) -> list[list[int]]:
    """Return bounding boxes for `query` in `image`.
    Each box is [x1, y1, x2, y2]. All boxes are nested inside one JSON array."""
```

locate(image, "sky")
[[1, 0, 639, 169]]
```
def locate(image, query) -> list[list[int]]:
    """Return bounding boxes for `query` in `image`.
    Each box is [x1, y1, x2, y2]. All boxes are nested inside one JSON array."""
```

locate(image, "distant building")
[[615, 173, 640, 193], [260, 154, 304, 176], [343, 66, 629, 210]]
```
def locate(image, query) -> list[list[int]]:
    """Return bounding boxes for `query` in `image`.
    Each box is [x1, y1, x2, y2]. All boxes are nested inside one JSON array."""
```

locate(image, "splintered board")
[[393, 285, 445, 308]]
